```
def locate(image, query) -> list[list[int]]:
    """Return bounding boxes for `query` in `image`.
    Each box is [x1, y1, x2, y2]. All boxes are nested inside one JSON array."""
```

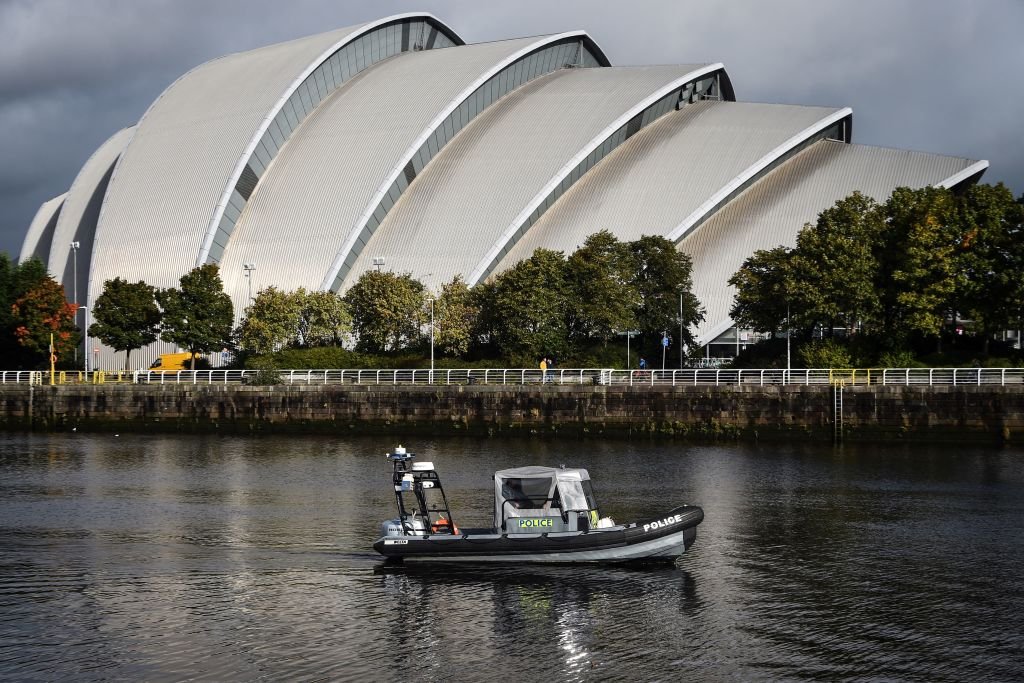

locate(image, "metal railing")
[[1, 368, 1022, 387]]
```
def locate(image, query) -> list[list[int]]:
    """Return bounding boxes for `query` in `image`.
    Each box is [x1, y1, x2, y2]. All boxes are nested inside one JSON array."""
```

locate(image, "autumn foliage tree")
[[10, 268, 79, 368]]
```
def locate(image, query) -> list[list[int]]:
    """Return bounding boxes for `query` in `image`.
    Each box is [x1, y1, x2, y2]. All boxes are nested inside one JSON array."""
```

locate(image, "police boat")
[[373, 446, 703, 564]]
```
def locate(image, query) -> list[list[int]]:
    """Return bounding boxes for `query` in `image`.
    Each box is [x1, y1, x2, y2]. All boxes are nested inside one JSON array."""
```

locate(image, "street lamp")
[[679, 288, 684, 370], [242, 262, 256, 301], [427, 296, 435, 384], [786, 304, 792, 375], [70, 241, 80, 363], [372, 257, 385, 272], [69, 242, 80, 304], [77, 306, 90, 372]]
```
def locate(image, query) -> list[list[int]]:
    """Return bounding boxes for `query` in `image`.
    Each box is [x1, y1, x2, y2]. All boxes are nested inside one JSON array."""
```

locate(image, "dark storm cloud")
[[2, 0, 1022, 257]]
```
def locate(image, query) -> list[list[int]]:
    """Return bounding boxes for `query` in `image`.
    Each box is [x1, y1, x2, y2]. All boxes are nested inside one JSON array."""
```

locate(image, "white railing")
[[0, 368, 1022, 387], [128, 367, 1024, 386]]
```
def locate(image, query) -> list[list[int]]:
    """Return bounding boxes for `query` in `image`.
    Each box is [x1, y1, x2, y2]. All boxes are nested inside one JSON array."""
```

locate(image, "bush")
[[798, 338, 853, 368], [261, 346, 367, 369], [245, 356, 282, 385], [877, 349, 925, 368]]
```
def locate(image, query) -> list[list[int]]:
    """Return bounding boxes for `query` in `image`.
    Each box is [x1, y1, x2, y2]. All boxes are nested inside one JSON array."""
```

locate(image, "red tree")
[[11, 277, 80, 367]]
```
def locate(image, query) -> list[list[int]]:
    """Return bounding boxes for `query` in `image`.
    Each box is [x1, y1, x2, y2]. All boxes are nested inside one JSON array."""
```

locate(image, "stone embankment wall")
[[2, 383, 1023, 442]]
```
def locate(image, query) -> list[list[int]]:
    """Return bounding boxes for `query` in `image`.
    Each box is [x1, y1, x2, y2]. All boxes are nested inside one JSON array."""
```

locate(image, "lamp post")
[[70, 241, 80, 362], [77, 306, 90, 372], [372, 257, 385, 272], [242, 262, 256, 301], [679, 289, 684, 370], [428, 296, 435, 384], [786, 304, 791, 377]]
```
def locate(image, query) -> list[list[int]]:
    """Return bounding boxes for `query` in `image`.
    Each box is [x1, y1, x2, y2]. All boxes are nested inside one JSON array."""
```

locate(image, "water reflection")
[[374, 563, 698, 680], [1, 433, 1022, 681]]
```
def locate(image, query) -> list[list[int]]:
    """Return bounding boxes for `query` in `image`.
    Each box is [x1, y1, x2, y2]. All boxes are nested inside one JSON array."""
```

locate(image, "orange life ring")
[[430, 518, 460, 535]]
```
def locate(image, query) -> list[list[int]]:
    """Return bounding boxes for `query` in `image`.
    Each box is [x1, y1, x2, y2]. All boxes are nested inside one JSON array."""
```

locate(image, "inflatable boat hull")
[[374, 505, 703, 564]]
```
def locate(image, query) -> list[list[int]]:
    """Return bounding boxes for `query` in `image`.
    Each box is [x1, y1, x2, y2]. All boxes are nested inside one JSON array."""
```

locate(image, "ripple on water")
[[1, 434, 1022, 681]]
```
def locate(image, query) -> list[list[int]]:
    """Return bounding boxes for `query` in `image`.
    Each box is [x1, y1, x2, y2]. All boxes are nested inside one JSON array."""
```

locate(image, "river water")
[[0, 433, 1021, 682]]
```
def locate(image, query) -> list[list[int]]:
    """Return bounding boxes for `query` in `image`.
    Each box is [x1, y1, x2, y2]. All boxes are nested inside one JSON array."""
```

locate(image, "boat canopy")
[[493, 466, 597, 527]]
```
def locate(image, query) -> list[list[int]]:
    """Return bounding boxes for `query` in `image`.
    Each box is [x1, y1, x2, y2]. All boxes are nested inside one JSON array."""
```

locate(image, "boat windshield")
[[581, 480, 598, 511], [501, 477, 551, 509]]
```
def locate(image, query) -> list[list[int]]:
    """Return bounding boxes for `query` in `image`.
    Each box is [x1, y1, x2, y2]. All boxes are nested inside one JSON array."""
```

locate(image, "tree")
[[729, 246, 799, 336], [236, 286, 302, 355], [629, 235, 703, 352], [877, 186, 961, 343], [481, 248, 571, 362], [10, 273, 79, 368], [953, 183, 1024, 350], [791, 191, 884, 336], [88, 278, 161, 370], [433, 275, 478, 357], [343, 270, 426, 353], [565, 231, 639, 345], [298, 289, 351, 347], [157, 264, 234, 369]]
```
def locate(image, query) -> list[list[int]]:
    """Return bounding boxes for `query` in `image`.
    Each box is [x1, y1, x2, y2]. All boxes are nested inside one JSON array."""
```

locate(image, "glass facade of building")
[[205, 18, 458, 263], [476, 70, 729, 282], [328, 37, 605, 291]]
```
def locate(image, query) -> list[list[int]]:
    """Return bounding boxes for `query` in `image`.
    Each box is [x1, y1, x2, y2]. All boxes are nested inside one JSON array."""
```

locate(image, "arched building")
[[22, 11, 986, 368]]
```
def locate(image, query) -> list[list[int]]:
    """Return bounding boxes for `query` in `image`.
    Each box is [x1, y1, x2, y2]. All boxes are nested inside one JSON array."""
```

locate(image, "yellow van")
[[149, 352, 195, 372]]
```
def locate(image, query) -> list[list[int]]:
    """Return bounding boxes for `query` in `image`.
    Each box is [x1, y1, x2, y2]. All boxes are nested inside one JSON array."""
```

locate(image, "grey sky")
[[2, 0, 1022, 258]]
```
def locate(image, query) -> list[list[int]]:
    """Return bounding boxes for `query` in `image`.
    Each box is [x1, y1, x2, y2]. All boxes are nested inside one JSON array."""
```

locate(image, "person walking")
[[539, 357, 548, 384]]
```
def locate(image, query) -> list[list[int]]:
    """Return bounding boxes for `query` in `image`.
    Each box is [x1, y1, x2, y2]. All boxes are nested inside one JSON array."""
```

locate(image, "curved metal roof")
[[88, 13, 461, 308], [48, 126, 134, 304], [498, 101, 844, 268], [681, 140, 986, 344], [20, 193, 66, 265], [217, 34, 601, 313], [345, 65, 721, 292]]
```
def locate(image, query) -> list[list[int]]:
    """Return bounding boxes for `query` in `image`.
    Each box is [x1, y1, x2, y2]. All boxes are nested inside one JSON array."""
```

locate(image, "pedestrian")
[[639, 357, 647, 371], [540, 356, 548, 383]]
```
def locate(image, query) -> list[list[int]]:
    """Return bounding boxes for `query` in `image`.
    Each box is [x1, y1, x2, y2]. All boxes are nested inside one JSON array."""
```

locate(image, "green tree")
[[88, 278, 161, 370], [729, 246, 799, 336], [298, 289, 351, 347], [236, 286, 302, 355], [343, 270, 426, 353], [433, 275, 478, 357], [877, 186, 961, 343], [10, 273, 79, 368], [566, 231, 639, 345], [157, 264, 234, 369], [629, 236, 703, 352], [481, 248, 570, 362], [791, 191, 884, 336], [954, 183, 1024, 351]]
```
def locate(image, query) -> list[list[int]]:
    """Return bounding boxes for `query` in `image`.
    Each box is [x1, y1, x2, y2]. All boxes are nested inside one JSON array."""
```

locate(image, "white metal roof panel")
[[20, 193, 66, 265], [682, 140, 985, 344], [346, 65, 712, 292], [218, 36, 579, 314], [498, 101, 842, 268], [48, 126, 134, 304]]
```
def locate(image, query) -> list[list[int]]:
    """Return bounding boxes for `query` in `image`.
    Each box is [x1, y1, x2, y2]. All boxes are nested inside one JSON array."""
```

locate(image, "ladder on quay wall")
[[832, 383, 844, 442]]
